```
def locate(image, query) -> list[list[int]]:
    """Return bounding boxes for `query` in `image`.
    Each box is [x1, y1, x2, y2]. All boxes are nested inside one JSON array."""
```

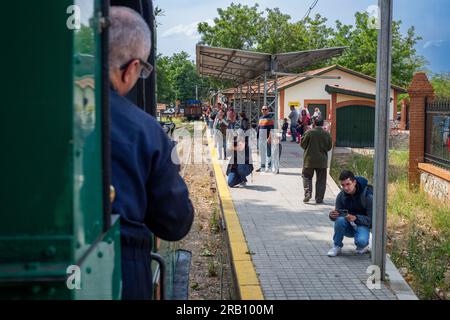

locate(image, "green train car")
[[0, 0, 190, 300]]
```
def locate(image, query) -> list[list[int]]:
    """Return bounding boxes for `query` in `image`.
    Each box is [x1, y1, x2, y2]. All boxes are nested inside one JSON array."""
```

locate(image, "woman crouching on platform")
[[226, 128, 254, 188]]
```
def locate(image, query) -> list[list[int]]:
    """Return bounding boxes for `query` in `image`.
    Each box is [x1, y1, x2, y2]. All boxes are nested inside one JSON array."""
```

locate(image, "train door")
[[0, 0, 119, 299]]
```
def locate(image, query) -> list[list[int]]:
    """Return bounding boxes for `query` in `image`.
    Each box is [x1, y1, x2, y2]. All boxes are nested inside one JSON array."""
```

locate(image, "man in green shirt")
[[300, 117, 332, 203]]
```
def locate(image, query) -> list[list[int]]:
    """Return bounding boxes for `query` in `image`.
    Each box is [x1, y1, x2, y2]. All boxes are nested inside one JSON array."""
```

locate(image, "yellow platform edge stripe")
[[207, 134, 264, 300]]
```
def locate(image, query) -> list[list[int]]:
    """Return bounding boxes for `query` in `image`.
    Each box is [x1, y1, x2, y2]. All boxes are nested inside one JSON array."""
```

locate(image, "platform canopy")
[[196, 45, 347, 84]]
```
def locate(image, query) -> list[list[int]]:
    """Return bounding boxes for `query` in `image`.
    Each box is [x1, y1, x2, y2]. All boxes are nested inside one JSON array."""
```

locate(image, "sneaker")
[[303, 196, 311, 203], [255, 167, 264, 172], [327, 246, 342, 257], [239, 181, 247, 187], [355, 245, 370, 255], [316, 199, 324, 204]]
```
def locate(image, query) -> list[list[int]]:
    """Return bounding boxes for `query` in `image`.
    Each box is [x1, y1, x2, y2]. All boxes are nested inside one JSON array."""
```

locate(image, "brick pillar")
[[408, 72, 434, 188], [330, 92, 337, 145], [393, 90, 398, 120], [280, 90, 285, 120], [399, 99, 407, 130]]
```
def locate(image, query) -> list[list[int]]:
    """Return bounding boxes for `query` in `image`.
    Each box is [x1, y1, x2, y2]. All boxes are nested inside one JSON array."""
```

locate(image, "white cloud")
[[423, 40, 444, 49], [161, 19, 214, 39]]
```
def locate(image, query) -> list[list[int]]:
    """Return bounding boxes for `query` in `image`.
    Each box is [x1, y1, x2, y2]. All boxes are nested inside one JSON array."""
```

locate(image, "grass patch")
[[330, 149, 450, 299], [330, 150, 409, 185], [210, 207, 220, 234]]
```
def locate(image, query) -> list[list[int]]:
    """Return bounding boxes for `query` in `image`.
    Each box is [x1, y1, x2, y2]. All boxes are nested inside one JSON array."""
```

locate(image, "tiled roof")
[[221, 65, 407, 95]]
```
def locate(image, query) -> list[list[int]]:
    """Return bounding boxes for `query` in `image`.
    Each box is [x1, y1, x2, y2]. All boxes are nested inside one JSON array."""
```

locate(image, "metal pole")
[[258, 77, 261, 108], [274, 75, 278, 129], [263, 73, 267, 106], [257, 77, 261, 123], [272, 55, 278, 128], [195, 85, 198, 100], [248, 81, 251, 116], [372, 0, 392, 281], [240, 85, 243, 113]]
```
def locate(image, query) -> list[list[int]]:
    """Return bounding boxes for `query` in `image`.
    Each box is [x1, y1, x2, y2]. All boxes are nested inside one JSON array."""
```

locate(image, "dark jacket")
[[226, 133, 253, 176], [239, 117, 250, 131], [300, 126, 332, 168], [334, 176, 373, 227], [110, 89, 194, 299]]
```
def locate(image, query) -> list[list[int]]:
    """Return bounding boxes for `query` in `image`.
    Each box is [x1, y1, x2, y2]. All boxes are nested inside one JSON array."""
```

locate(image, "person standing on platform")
[[256, 106, 274, 172], [300, 116, 332, 204], [288, 105, 299, 142]]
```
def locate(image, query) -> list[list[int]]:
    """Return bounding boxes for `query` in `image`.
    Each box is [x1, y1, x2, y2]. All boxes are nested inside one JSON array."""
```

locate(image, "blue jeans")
[[333, 217, 370, 249], [290, 125, 297, 141], [258, 140, 272, 168], [227, 164, 253, 187]]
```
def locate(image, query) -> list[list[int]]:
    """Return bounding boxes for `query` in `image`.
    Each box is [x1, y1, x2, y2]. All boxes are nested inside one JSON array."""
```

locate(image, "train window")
[[110, 0, 157, 116]]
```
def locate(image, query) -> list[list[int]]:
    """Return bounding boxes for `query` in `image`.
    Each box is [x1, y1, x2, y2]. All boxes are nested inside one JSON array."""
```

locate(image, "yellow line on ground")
[[207, 134, 264, 300]]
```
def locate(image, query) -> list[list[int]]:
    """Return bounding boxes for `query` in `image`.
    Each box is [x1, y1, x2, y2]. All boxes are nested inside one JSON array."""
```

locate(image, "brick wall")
[[399, 99, 408, 130], [407, 72, 434, 187]]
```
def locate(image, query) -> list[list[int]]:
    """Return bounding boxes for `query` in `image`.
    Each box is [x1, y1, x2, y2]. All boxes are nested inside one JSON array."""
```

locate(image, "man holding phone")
[[327, 170, 373, 257]]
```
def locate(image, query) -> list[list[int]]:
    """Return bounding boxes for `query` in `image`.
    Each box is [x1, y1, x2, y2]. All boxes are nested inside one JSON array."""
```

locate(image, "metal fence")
[[425, 98, 450, 169]]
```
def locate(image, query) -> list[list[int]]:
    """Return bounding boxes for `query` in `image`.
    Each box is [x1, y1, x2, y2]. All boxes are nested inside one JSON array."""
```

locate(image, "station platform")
[[206, 127, 417, 300]]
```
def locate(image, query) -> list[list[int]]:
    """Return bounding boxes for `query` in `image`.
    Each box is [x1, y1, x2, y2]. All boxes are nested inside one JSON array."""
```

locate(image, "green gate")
[[336, 105, 375, 147]]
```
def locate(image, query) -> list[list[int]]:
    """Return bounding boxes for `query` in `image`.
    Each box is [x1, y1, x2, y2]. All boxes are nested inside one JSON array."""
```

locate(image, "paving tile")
[[216, 139, 398, 300]]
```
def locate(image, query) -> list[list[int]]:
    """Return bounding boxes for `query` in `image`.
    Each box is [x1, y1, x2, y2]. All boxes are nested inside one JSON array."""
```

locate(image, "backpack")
[[240, 118, 249, 131], [360, 184, 373, 209], [219, 121, 228, 135]]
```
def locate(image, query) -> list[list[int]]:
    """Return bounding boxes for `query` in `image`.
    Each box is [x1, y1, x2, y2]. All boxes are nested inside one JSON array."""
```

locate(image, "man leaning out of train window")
[[108, 6, 194, 300]]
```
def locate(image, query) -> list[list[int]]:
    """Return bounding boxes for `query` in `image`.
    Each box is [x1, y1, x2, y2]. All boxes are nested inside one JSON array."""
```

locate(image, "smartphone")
[[339, 209, 349, 217]]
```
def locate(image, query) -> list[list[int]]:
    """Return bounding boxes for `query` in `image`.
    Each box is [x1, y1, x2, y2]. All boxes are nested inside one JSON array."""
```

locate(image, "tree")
[[302, 14, 334, 50], [170, 52, 200, 101], [156, 54, 175, 103], [431, 72, 450, 99], [330, 12, 426, 87], [198, 3, 263, 49], [74, 25, 94, 55], [255, 8, 297, 54], [156, 52, 230, 104]]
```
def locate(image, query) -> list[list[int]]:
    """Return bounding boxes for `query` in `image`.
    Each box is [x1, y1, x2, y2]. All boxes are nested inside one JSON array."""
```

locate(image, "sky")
[[153, 0, 450, 74]]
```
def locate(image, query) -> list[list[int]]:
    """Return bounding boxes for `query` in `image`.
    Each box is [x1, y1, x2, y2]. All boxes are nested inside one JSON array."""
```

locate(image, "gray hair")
[[109, 6, 151, 70]]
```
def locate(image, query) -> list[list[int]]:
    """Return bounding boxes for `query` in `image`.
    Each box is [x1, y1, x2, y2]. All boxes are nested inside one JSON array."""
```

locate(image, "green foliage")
[[156, 52, 231, 104], [330, 12, 426, 87], [210, 207, 220, 234], [74, 25, 94, 55], [198, 3, 263, 49], [208, 260, 218, 277], [330, 150, 409, 185], [431, 72, 450, 99], [255, 8, 294, 53], [156, 54, 175, 103], [198, 6, 426, 87], [388, 182, 450, 299]]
